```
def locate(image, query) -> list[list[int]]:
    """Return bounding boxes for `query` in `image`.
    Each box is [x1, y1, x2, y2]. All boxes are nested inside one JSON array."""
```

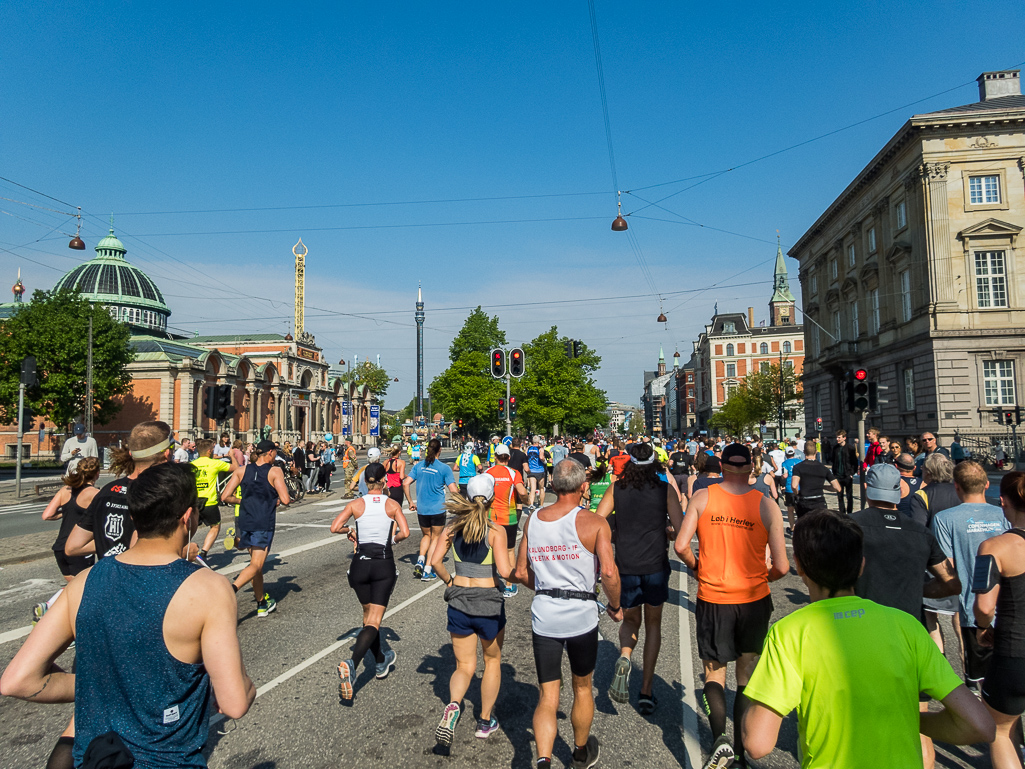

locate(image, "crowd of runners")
[[4, 422, 1025, 768]]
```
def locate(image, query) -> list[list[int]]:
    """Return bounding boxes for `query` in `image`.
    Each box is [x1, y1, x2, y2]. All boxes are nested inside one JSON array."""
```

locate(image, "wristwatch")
[[607, 605, 621, 613]]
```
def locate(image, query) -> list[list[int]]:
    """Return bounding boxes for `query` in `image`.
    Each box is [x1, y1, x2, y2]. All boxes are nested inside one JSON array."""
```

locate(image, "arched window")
[[760, 342, 768, 354], [782, 341, 791, 353], [726, 344, 734, 357]]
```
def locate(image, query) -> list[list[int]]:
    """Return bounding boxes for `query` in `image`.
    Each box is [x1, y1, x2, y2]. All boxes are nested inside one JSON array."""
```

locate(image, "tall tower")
[[415, 283, 425, 419], [293, 239, 307, 337], [657, 345, 666, 376], [769, 236, 796, 326]]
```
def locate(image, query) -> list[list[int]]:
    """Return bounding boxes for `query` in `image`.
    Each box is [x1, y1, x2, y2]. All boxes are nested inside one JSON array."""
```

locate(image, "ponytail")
[[424, 438, 442, 466], [63, 456, 101, 489], [445, 493, 494, 544]]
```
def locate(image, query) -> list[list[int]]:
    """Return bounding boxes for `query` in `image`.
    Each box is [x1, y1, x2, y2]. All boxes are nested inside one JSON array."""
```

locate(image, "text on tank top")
[[527, 507, 599, 637], [696, 485, 770, 604], [612, 480, 670, 575], [453, 531, 495, 579], [73, 557, 210, 768], [355, 493, 395, 559], [238, 462, 278, 531]]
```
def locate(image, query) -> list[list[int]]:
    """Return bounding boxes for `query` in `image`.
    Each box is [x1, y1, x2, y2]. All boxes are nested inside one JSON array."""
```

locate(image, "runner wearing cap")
[[674, 443, 788, 769], [404, 438, 459, 581], [428, 473, 516, 748], [454, 441, 483, 498], [350, 446, 383, 497], [220, 439, 291, 617], [779, 447, 802, 534], [687, 454, 723, 498], [484, 443, 528, 598], [331, 463, 409, 700]]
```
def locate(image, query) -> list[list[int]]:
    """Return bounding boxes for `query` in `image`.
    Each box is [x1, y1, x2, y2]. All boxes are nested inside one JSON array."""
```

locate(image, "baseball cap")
[[721, 443, 752, 470], [467, 473, 496, 502], [363, 462, 387, 484], [367, 447, 382, 461], [704, 456, 722, 473], [73, 423, 86, 436], [866, 463, 901, 505], [785, 448, 795, 457], [255, 439, 277, 454], [495, 443, 510, 457]]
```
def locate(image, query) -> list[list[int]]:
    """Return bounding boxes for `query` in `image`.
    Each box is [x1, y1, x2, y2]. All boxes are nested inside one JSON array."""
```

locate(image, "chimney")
[[978, 70, 1021, 101], [748, 307, 754, 329]]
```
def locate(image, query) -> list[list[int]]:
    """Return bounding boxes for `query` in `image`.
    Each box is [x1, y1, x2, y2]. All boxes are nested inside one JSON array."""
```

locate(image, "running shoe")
[[475, 717, 499, 739], [701, 735, 735, 769], [413, 561, 425, 579], [375, 649, 396, 679], [257, 594, 277, 617], [609, 656, 631, 703], [503, 583, 518, 598], [337, 658, 355, 700], [223, 527, 236, 550], [785, 526, 793, 538], [32, 602, 47, 626], [421, 571, 439, 582], [570, 735, 600, 769], [435, 702, 461, 746], [637, 693, 657, 715], [194, 553, 211, 569]]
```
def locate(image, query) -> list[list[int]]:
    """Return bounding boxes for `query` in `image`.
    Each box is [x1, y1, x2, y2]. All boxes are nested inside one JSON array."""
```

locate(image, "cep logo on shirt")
[[833, 608, 866, 620]]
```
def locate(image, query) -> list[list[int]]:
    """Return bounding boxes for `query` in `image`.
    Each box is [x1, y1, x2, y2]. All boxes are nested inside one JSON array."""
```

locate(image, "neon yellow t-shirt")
[[191, 457, 231, 506], [653, 446, 669, 464], [744, 595, 962, 769]]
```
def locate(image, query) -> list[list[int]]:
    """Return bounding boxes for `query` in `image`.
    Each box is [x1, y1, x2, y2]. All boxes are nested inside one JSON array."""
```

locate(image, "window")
[[903, 368, 915, 410], [759, 342, 768, 354], [852, 302, 860, 337], [984, 361, 1016, 406], [830, 258, 838, 280], [833, 311, 842, 341], [687, 387, 694, 398], [687, 373, 693, 383], [784, 360, 794, 369], [895, 200, 907, 230], [782, 341, 791, 353], [869, 289, 880, 334], [848, 244, 856, 267], [726, 344, 734, 357], [812, 327, 820, 357], [687, 403, 694, 413], [868, 227, 877, 253], [726, 363, 736, 378], [969, 175, 1001, 205], [899, 270, 912, 321], [723, 321, 735, 333], [976, 251, 1008, 308], [760, 361, 770, 372], [810, 273, 818, 295]]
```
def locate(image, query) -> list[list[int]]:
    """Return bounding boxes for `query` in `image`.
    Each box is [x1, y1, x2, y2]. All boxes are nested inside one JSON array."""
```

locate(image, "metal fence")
[[960, 433, 1023, 467]]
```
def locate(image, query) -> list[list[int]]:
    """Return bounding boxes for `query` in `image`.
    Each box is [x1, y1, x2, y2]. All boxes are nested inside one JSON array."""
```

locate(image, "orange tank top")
[[695, 484, 770, 604]]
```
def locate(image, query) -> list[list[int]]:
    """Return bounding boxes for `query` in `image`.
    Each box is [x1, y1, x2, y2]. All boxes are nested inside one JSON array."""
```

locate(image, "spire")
[[659, 345, 665, 361], [657, 346, 666, 376], [110, 212, 115, 234], [770, 233, 796, 303], [418, 282, 422, 303]]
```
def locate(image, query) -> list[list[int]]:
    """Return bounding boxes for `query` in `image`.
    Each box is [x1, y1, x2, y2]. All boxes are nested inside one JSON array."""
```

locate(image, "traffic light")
[[491, 348, 506, 378], [1005, 410, 1016, 426], [509, 348, 525, 377], [498, 398, 505, 415], [509, 396, 517, 419], [20, 356, 37, 387], [868, 382, 879, 411], [20, 404, 35, 433], [458, 419, 463, 429], [215, 384, 235, 421], [573, 340, 583, 358], [844, 369, 871, 413], [564, 339, 574, 358], [815, 416, 823, 431], [204, 385, 217, 420]]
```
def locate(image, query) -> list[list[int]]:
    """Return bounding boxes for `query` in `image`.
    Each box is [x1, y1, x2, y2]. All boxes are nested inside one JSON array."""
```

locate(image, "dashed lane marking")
[[675, 563, 701, 769]]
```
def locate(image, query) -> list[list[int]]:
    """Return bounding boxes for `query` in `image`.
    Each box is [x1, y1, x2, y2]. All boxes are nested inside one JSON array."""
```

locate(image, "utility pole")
[[857, 409, 867, 510], [505, 371, 512, 438], [15, 382, 25, 499], [86, 312, 94, 436]]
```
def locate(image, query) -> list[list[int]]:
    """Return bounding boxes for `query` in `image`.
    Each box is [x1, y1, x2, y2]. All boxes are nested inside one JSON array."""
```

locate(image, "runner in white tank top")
[[528, 506, 599, 637]]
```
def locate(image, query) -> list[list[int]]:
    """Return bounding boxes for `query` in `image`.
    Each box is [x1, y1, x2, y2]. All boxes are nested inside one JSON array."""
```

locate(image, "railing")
[[960, 433, 1023, 467]]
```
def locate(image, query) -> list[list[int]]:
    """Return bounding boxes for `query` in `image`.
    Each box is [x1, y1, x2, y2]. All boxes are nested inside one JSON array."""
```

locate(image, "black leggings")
[[983, 655, 1025, 715], [348, 558, 397, 606], [387, 486, 404, 506], [532, 627, 599, 684]]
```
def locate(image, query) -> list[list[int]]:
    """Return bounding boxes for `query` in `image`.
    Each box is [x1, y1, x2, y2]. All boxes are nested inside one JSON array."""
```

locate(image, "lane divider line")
[[675, 563, 701, 769]]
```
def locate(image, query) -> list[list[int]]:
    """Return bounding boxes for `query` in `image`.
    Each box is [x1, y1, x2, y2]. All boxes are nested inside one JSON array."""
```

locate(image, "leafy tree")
[[517, 328, 607, 435], [625, 410, 645, 436], [709, 385, 761, 437], [448, 306, 506, 363], [0, 288, 134, 428], [745, 362, 803, 434], [338, 361, 390, 400]]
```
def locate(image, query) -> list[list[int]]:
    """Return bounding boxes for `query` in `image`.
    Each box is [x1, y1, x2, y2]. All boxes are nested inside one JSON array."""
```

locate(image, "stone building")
[[790, 70, 1025, 445], [641, 348, 673, 436]]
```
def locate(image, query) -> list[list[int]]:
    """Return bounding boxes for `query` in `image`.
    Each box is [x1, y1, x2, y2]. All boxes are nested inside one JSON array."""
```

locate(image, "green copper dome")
[[53, 225, 171, 332]]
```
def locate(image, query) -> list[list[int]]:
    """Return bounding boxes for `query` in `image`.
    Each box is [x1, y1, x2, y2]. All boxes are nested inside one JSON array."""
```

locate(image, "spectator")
[[894, 453, 922, 520], [862, 427, 883, 471], [915, 432, 951, 479], [213, 432, 232, 459], [60, 423, 99, 474], [949, 434, 967, 464], [831, 429, 858, 516], [173, 438, 192, 464]]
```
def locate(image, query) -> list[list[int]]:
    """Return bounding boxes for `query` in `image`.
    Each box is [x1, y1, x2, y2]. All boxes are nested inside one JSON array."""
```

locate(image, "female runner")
[[385, 445, 406, 506]]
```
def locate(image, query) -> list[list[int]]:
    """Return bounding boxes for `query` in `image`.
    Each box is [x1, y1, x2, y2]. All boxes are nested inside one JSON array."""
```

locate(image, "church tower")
[[769, 238, 796, 326], [657, 346, 666, 376]]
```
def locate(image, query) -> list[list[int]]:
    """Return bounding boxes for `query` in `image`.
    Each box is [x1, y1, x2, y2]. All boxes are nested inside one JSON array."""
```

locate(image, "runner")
[[220, 439, 291, 617], [384, 446, 406, 506], [791, 442, 841, 521], [350, 447, 382, 497], [331, 463, 409, 700], [428, 473, 515, 748], [190, 438, 239, 565], [688, 454, 723, 498], [526, 436, 547, 510], [779, 447, 802, 533], [1, 462, 257, 769], [454, 441, 482, 497], [486, 443, 528, 597], [674, 443, 788, 769], [597, 443, 684, 713], [515, 459, 623, 769], [341, 437, 358, 495], [404, 438, 458, 581], [742, 510, 994, 767]]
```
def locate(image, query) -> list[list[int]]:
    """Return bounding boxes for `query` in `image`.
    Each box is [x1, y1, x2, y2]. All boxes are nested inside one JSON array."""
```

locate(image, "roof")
[[187, 333, 288, 344], [917, 94, 1025, 117], [130, 336, 240, 366]]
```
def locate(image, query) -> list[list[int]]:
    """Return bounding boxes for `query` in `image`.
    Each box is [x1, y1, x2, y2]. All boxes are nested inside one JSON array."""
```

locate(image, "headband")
[[630, 454, 656, 466], [130, 438, 170, 459]]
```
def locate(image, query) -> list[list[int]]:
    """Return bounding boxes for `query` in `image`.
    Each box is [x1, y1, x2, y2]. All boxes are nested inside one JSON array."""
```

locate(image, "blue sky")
[[2, 1, 1022, 407]]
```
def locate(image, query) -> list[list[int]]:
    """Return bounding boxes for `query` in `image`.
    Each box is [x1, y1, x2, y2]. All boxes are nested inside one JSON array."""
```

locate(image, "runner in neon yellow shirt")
[[191, 438, 237, 565]]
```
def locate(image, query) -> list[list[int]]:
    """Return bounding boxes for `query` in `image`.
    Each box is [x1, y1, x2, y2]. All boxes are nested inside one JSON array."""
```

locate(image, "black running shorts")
[[417, 513, 446, 529], [503, 523, 518, 550], [387, 486, 404, 506], [983, 655, 1025, 716], [695, 595, 773, 664], [532, 627, 599, 684], [198, 504, 222, 527], [347, 557, 398, 606], [53, 549, 92, 578], [961, 626, 994, 685]]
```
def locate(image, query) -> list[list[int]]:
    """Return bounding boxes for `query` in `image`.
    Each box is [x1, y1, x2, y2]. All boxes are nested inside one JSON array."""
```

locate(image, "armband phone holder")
[[972, 554, 999, 594]]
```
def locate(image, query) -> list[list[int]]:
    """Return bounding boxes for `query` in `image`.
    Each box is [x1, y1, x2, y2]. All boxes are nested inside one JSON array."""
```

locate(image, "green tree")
[[0, 288, 135, 427], [517, 328, 607, 435], [448, 306, 506, 362], [625, 410, 645, 435], [338, 361, 390, 400], [745, 361, 803, 433], [708, 385, 761, 437]]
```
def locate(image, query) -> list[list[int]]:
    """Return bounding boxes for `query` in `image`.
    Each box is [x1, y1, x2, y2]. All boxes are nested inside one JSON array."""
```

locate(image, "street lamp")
[[611, 192, 628, 231], [69, 207, 85, 250]]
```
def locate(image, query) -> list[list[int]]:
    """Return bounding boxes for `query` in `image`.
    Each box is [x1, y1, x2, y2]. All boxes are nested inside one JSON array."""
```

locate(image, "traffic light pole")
[[857, 409, 867, 511], [505, 372, 512, 438], [15, 382, 25, 499]]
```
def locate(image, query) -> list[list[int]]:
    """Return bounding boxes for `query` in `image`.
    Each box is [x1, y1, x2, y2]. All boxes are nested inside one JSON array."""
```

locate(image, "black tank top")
[[692, 476, 723, 493], [612, 480, 670, 575], [53, 486, 89, 552], [239, 463, 278, 531], [996, 529, 1025, 658]]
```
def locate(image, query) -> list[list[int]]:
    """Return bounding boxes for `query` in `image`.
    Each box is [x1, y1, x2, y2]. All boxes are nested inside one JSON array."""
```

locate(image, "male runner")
[[779, 447, 802, 532], [454, 441, 482, 497], [742, 511, 994, 767], [674, 443, 788, 769], [791, 442, 841, 520], [526, 436, 548, 511], [516, 459, 622, 769], [190, 438, 238, 564], [221, 439, 290, 617], [404, 438, 458, 581], [486, 443, 528, 597]]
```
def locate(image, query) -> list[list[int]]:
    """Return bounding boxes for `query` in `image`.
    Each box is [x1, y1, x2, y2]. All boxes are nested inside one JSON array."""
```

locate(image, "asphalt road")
[[0, 475, 995, 768]]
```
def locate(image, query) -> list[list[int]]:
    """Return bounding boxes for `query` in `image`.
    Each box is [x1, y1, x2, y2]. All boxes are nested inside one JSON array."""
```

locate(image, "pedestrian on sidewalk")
[[341, 438, 357, 495], [59, 423, 98, 475], [831, 429, 858, 515]]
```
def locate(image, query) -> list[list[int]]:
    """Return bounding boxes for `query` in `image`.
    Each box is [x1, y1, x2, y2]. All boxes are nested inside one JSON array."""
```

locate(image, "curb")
[[0, 550, 53, 567]]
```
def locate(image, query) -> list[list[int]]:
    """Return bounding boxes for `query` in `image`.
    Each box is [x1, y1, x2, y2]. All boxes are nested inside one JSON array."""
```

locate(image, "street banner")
[[370, 405, 380, 437], [342, 401, 350, 436]]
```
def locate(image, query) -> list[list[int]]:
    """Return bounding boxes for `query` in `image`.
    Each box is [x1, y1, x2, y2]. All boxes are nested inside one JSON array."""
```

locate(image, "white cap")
[[495, 443, 511, 456], [367, 447, 382, 461], [467, 473, 495, 502]]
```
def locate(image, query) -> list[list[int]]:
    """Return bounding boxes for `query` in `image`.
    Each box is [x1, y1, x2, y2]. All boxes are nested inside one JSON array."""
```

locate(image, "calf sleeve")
[[702, 681, 727, 740], [47, 737, 74, 769], [350, 625, 379, 669]]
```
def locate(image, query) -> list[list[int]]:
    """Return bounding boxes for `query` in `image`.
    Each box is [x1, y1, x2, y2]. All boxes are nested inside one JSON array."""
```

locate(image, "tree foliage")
[[338, 361, 390, 400], [448, 306, 506, 363], [0, 288, 135, 427], [517, 328, 607, 435], [709, 361, 803, 437]]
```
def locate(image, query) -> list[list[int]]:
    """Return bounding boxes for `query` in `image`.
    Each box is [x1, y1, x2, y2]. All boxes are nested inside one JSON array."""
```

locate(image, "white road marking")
[[0, 505, 48, 516], [311, 500, 345, 507], [214, 534, 345, 577], [0, 625, 31, 645], [0, 578, 57, 600], [276, 523, 332, 529], [676, 564, 701, 769]]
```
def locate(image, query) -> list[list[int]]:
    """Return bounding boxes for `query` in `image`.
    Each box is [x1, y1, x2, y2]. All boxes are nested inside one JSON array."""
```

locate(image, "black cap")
[[363, 462, 387, 483], [721, 443, 752, 469], [704, 456, 722, 473], [255, 439, 277, 454]]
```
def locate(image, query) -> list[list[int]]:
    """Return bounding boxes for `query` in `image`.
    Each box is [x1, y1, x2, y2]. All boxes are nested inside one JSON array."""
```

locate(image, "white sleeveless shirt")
[[527, 506, 598, 638], [355, 493, 394, 547]]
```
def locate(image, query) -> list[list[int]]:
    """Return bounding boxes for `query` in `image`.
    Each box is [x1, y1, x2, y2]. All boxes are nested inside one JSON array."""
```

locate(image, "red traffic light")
[[509, 397, 516, 405], [854, 369, 868, 381], [512, 351, 521, 359]]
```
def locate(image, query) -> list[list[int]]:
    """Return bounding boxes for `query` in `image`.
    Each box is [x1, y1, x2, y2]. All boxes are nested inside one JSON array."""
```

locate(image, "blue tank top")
[[74, 557, 210, 768], [458, 453, 478, 483], [239, 462, 278, 531], [527, 446, 544, 473]]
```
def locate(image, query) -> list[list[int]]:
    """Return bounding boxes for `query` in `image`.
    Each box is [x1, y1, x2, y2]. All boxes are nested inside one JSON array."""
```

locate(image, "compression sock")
[[423, 564, 434, 575], [370, 630, 384, 663], [536, 759, 552, 768], [416, 555, 425, 566], [46, 737, 74, 769], [734, 685, 752, 764], [702, 681, 727, 740], [232, 584, 239, 594], [350, 625, 379, 669], [572, 744, 589, 763]]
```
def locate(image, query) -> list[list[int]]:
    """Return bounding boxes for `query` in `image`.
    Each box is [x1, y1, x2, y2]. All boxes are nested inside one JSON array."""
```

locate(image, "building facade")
[[606, 401, 640, 433], [790, 70, 1025, 445], [641, 348, 673, 436]]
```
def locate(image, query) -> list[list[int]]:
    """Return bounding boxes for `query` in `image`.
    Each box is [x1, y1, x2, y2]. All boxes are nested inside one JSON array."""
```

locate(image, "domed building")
[[52, 224, 171, 333]]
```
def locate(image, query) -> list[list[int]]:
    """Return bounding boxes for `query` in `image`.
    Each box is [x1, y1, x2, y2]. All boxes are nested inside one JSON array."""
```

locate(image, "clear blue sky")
[[2, 1, 1022, 407]]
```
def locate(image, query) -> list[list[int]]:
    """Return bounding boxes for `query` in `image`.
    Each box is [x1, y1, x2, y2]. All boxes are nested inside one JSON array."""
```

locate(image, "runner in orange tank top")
[[674, 443, 788, 769]]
